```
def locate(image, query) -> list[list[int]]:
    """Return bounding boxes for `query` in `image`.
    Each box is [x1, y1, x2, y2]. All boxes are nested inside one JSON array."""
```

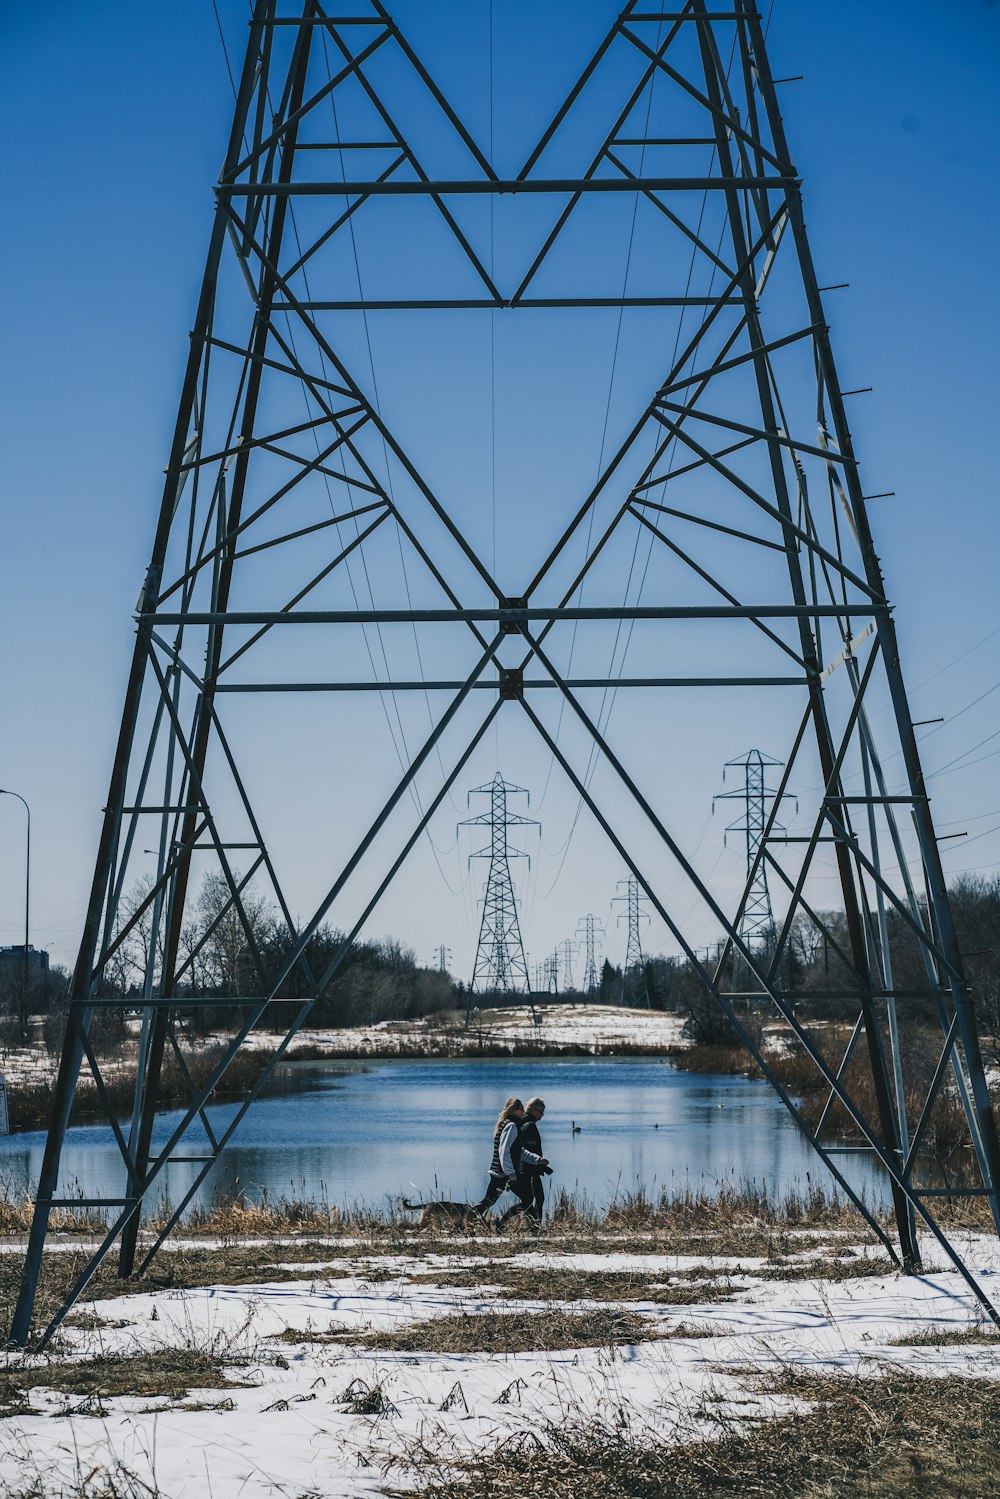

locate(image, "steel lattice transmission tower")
[[615, 875, 650, 1006], [435, 945, 452, 975], [542, 950, 559, 994], [462, 774, 536, 1010], [560, 938, 578, 992], [13, 0, 1000, 1345], [577, 914, 602, 997], [714, 751, 795, 979]]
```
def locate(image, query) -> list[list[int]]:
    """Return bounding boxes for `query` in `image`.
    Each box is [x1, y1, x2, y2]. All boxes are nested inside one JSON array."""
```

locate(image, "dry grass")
[[326, 1307, 661, 1354], [0, 1348, 245, 1415], [889, 1323, 1000, 1347], [591, 1180, 865, 1234], [275, 1324, 350, 1345], [406, 1265, 736, 1306], [3, 1179, 978, 1346], [338, 1375, 397, 1415], [6, 1042, 279, 1133], [403, 1369, 1000, 1498], [752, 1253, 898, 1283], [0, 1237, 369, 1338], [0, 1229, 878, 1343], [0, 1177, 887, 1243], [670, 1045, 749, 1076], [289, 1035, 677, 1060], [2, 1462, 173, 1497]]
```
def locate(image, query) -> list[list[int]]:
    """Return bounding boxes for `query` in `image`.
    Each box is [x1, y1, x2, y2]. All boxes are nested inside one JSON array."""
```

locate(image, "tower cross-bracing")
[[13, 0, 1000, 1345]]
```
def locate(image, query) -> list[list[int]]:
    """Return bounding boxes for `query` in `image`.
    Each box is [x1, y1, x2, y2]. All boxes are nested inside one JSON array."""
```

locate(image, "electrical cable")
[[944, 819, 1000, 850], [298, 31, 468, 895], [532, 16, 674, 892], [218, 4, 469, 900], [534, 36, 739, 904], [913, 677, 1000, 744], [817, 679, 1000, 794], [872, 623, 1000, 712], [532, 47, 660, 820], [927, 738, 1000, 781], [938, 806, 1000, 826], [211, 0, 237, 96], [322, 51, 468, 872]]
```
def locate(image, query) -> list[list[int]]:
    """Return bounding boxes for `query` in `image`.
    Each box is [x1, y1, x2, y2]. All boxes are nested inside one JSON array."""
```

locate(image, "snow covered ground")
[[1, 1230, 998, 1497], [0, 1007, 685, 1104], [268, 1003, 688, 1058]]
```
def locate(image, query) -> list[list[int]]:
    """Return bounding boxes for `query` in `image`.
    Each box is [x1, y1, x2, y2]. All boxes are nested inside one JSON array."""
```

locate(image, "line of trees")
[[540, 874, 1000, 1062], [640, 873, 1000, 1061], [0, 870, 453, 1051], [2, 871, 999, 1058]]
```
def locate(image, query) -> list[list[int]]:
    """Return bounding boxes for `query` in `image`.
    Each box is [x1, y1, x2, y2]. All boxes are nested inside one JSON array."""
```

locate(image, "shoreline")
[[0, 1004, 691, 1132]]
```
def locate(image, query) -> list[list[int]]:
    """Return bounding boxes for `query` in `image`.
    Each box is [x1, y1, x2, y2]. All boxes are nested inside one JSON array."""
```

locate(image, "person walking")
[[518, 1096, 550, 1222], [475, 1097, 547, 1220]]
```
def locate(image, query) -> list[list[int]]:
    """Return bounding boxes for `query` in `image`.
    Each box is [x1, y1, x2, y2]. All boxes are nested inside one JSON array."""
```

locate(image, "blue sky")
[[1, 1, 998, 979]]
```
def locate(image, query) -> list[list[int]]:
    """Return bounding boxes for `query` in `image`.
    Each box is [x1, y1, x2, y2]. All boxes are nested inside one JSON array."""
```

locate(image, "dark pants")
[[477, 1172, 533, 1221], [498, 1173, 538, 1226], [528, 1172, 544, 1221], [476, 1173, 509, 1212]]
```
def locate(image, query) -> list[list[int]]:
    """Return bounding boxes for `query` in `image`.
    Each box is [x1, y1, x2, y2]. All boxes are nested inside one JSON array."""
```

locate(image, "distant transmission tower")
[[559, 938, 577, 992], [714, 751, 796, 986], [435, 945, 452, 974], [615, 876, 650, 1007], [462, 774, 537, 1018], [577, 914, 602, 997]]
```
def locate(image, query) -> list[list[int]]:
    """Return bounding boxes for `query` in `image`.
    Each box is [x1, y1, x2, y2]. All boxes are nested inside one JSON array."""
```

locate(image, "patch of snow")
[[2, 1235, 999, 1496]]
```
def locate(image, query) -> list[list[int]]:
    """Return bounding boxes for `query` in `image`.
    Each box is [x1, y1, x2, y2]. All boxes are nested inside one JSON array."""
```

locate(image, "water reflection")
[[0, 1056, 889, 1215]]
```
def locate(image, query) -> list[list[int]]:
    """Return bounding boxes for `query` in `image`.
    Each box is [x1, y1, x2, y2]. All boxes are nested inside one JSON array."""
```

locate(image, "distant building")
[[0, 945, 50, 983]]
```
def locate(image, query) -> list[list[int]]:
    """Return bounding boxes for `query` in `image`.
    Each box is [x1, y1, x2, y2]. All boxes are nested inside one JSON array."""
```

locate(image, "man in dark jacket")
[[517, 1097, 550, 1222]]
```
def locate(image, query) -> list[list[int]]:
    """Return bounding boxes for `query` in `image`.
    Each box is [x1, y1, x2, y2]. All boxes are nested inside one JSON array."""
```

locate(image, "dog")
[[401, 1198, 487, 1232]]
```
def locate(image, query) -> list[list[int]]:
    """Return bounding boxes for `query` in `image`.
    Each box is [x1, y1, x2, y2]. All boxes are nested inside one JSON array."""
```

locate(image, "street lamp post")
[[0, 791, 30, 993]]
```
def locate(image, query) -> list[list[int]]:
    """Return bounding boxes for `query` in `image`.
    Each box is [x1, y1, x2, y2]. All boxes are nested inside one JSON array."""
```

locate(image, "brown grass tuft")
[[329, 1307, 661, 1354], [889, 1322, 1000, 1347], [402, 1369, 1000, 1498], [0, 1348, 247, 1414]]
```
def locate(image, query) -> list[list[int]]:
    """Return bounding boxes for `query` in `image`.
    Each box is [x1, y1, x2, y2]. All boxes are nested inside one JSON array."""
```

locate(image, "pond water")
[[0, 1055, 889, 1217]]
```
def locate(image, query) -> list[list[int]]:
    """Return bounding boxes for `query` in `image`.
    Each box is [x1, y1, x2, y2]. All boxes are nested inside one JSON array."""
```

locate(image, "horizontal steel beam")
[[790, 990, 943, 1001], [148, 605, 884, 624], [916, 1188, 993, 1199], [218, 176, 796, 196], [85, 995, 273, 1009], [262, 9, 744, 16], [213, 675, 807, 691], [263, 15, 389, 21], [47, 1199, 133, 1209], [827, 795, 921, 804], [273, 297, 742, 310]]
